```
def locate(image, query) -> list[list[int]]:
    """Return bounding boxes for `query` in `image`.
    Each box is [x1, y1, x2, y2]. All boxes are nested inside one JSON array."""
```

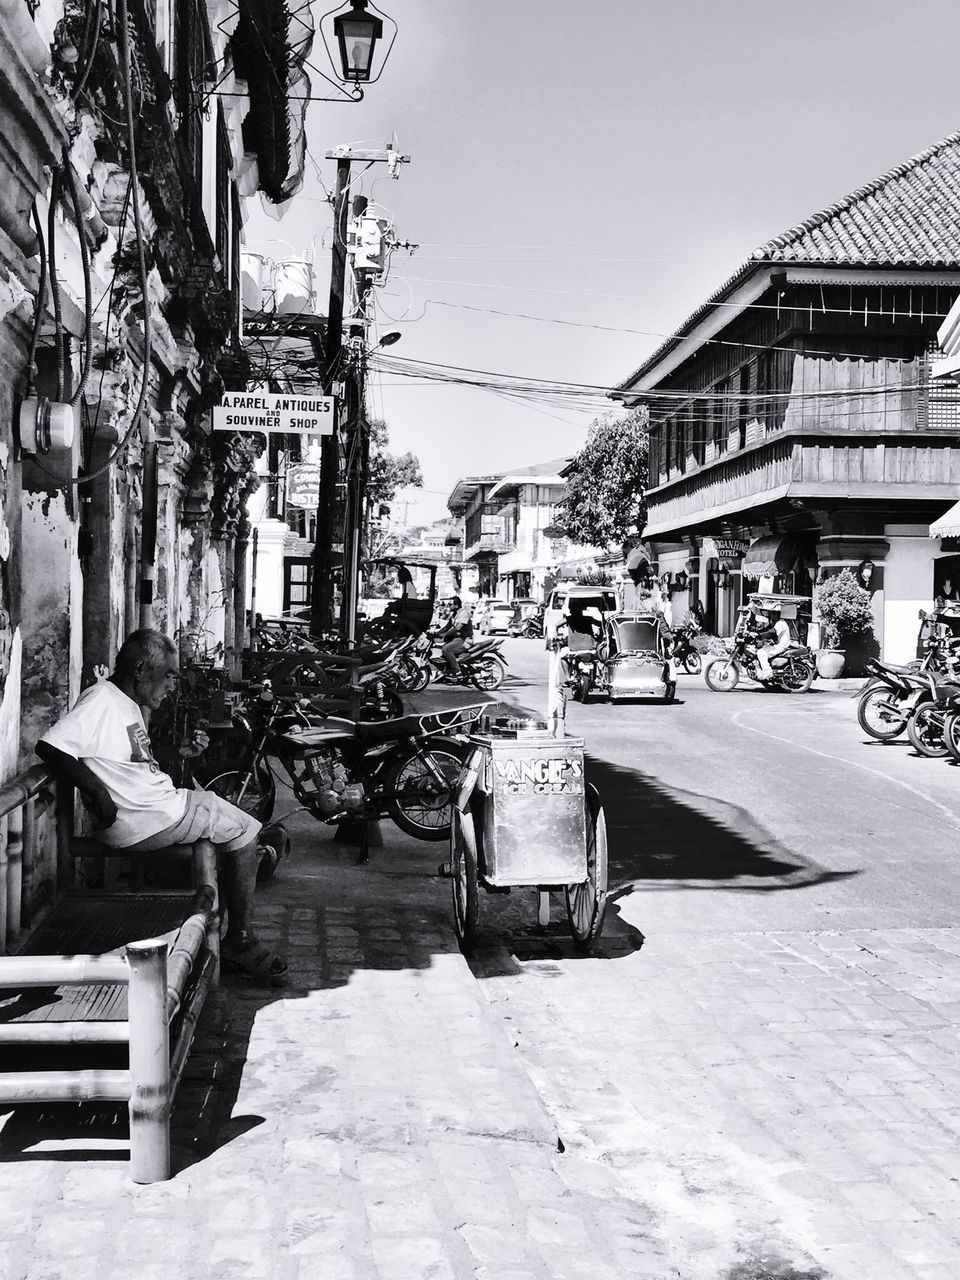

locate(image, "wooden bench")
[[0, 765, 220, 1183]]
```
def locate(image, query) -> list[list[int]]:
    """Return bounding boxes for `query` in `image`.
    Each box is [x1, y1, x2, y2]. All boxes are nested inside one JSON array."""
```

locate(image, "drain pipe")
[[139, 436, 158, 629]]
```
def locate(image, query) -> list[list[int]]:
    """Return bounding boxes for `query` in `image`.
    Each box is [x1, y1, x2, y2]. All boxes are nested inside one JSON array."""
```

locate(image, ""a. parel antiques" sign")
[[212, 391, 335, 435]]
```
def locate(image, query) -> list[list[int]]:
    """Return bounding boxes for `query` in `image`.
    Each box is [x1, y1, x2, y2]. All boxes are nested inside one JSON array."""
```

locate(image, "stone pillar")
[[251, 520, 290, 618]]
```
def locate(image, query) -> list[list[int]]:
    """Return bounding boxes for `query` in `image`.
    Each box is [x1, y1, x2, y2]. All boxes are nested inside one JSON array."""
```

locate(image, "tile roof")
[[753, 130, 960, 266], [616, 130, 960, 390]]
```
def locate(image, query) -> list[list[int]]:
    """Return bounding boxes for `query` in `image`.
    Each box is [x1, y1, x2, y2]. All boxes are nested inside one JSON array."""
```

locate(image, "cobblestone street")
[[4, 654, 960, 1278]]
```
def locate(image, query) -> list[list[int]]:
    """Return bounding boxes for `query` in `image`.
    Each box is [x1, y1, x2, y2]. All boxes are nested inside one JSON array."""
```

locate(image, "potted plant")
[[812, 568, 875, 678]]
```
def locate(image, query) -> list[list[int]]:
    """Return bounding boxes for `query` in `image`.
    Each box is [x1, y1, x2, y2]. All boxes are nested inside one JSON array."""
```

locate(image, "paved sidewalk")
[[0, 815, 675, 1280]]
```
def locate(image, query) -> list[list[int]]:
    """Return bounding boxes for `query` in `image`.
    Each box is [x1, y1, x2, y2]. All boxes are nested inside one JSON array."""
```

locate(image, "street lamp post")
[[334, 0, 383, 81], [319, 0, 397, 94]]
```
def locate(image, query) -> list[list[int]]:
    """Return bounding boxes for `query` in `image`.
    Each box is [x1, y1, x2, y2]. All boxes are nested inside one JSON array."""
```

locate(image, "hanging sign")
[[212, 391, 335, 435], [287, 462, 322, 509], [713, 538, 748, 558]]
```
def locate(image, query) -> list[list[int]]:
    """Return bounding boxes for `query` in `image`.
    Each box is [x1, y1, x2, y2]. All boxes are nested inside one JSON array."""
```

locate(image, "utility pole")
[[310, 142, 410, 643], [310, 156, 351, 638]]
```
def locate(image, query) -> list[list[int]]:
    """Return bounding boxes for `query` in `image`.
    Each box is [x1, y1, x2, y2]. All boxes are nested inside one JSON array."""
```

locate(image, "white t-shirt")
[[39, 680, 188, 847]]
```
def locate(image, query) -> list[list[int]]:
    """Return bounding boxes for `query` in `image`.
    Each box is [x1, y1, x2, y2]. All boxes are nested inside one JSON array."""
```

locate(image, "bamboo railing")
[[0, 763, 219, 1183]]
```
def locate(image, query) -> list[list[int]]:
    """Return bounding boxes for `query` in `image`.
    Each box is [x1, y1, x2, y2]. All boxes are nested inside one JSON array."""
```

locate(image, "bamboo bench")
[[0, 765, 220, 1183]]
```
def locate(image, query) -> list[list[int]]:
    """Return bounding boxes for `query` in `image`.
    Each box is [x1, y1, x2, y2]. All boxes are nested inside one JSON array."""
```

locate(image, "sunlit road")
[[469, 637, 960, 1280], [495, 636, 960, 934]]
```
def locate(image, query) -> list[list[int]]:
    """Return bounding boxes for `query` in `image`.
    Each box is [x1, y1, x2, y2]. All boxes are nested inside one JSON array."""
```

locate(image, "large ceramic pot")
[[816, 648, 845, 679]]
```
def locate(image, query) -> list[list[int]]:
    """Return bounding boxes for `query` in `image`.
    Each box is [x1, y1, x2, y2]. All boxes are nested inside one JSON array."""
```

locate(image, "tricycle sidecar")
[[597, 611, 677, 703]]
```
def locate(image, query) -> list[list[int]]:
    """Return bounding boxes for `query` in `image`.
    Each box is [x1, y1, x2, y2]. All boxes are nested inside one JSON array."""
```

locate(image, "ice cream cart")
[[450, 719, 608, 953]]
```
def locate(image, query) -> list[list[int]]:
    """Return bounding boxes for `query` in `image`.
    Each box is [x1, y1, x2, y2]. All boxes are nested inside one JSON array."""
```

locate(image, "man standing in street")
[[36, 629, 287, 985]]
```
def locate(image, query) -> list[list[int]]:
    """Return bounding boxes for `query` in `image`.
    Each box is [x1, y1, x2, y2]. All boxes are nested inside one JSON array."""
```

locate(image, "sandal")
[[222, 939, 288, 986]]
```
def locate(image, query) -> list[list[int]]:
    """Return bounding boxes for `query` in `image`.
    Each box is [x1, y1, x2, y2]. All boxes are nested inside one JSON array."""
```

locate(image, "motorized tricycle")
[[566, 610, 677, 703], [360, 557, 439, 640]]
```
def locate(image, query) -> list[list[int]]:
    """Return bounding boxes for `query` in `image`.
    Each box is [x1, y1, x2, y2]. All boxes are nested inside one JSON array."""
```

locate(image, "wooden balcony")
[[463, 532, 517, 561], [644, 429, 960, 537]]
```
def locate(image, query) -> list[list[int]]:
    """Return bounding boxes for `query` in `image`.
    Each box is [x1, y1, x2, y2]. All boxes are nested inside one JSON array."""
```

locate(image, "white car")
[[480, 602, 516, 634], [543, 585, 619, 645]]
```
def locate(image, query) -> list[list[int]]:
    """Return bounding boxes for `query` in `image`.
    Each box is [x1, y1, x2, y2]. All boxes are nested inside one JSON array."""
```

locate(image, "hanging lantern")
[[334, 0, 383, 81]]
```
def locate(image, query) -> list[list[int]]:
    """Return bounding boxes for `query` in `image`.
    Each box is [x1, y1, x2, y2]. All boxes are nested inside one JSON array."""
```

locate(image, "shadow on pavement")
[[585, 752, 860, 894]]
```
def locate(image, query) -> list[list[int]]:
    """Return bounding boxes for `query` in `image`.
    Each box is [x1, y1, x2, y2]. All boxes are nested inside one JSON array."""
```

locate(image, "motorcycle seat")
[[353, 712, 438, 744], [867, 659, 920, 677]]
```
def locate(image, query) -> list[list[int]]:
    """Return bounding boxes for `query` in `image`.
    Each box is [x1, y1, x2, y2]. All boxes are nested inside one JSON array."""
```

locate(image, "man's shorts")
[[123, 789, 262, 855]]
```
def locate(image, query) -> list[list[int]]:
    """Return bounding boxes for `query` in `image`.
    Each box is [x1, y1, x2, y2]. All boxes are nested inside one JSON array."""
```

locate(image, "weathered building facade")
[[614, 133, 960, 660], [0, 0, 306, 772], [446, 459, 605, 603]]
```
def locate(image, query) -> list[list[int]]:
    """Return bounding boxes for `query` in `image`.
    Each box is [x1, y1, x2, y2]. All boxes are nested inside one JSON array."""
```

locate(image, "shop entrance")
[[934, 554, 960, 604]]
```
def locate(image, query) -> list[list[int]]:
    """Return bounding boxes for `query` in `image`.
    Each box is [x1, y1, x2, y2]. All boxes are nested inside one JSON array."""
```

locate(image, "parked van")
[[543, 584, 619, 645]]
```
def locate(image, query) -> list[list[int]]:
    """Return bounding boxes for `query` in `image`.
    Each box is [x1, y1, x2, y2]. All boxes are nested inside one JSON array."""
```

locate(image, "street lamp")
[[321, 0, 397, 87], [335, 0, 382, 81], [374, 330, 402, 348]]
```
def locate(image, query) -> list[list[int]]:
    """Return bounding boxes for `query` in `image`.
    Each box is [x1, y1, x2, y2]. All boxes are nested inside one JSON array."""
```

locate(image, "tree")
[[362, 418, 423, 562], [551, 407, 648, 548], [366, 417, 424, 508]]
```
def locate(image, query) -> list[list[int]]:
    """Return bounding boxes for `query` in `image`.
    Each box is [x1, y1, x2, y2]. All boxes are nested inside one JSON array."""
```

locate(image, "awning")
[[930, 500, 960, 538], [742, 534, 817, 580]]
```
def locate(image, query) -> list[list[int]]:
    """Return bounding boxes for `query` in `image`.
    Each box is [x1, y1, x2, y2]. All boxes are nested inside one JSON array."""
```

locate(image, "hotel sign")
[[714, 538, 748, 558]]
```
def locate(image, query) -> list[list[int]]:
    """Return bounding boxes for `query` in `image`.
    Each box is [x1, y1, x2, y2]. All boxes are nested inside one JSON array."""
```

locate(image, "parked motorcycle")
[[856, 631, 960, 741], [508, 612, 544, 639], [903, 673, 960, 758], [670, 620, 703, 675], [203, 682, 485, 847], [704, 633, 815, 693]]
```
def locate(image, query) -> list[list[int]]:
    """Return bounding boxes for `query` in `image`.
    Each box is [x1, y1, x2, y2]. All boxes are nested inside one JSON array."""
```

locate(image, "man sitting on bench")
[[35, 628, 287, 985]]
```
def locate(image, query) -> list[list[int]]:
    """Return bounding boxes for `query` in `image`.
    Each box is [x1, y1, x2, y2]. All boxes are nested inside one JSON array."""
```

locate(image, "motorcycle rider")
[[559, 601, 604, 687], [439, 596, 474, 679], [750, 601, 793, 680]]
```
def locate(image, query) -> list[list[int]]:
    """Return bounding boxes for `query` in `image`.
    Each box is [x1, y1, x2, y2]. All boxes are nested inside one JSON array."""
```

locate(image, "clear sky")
[[244, 0, 960, 527]]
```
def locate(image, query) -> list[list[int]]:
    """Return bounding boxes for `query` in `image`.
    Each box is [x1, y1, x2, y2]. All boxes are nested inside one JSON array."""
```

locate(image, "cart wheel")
[[451, 806, 480, 953], [564, 783, 608, 951]]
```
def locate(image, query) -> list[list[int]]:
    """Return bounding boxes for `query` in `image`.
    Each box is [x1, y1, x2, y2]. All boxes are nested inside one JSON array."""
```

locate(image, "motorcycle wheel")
[[943, 710, 960, 763], [470, 657, 506, 691], [779, 658, 815, 694], [575, 670, 591, 704], [205, 766, 279, 879], [857, 685, 909, 741], [680, 650, 703, 675], [907, 704, 950, 757], [205, 764, 277, 822], [395, 655, 429, 694], [385, 743, 469, 841], [704, 656, 740, 692]]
